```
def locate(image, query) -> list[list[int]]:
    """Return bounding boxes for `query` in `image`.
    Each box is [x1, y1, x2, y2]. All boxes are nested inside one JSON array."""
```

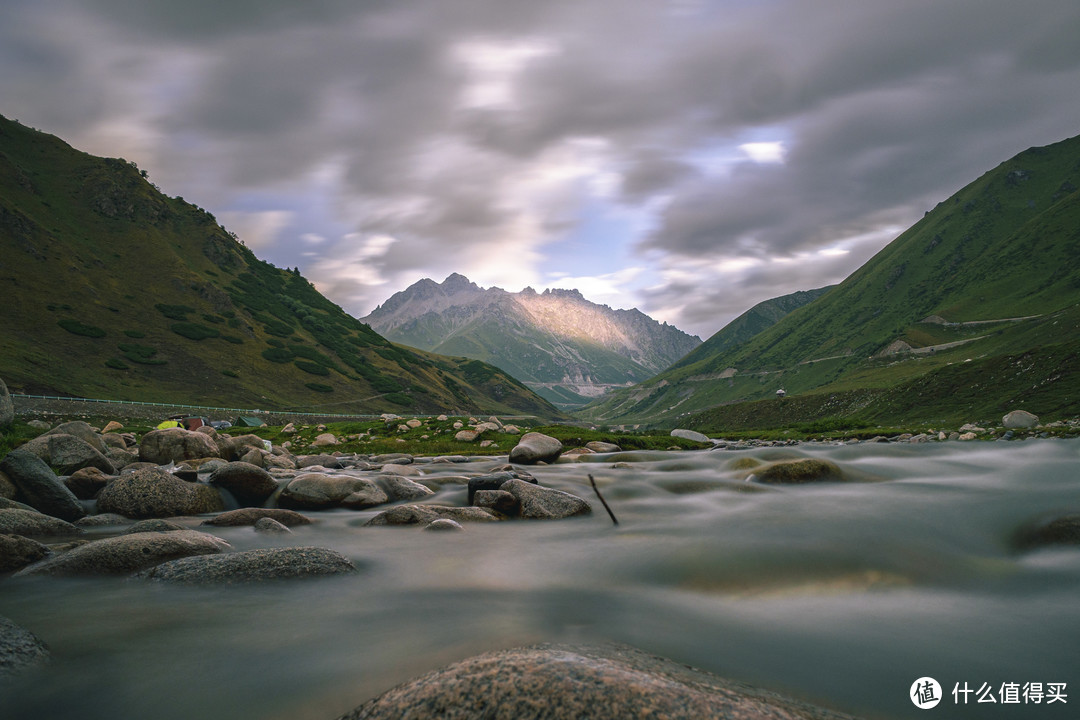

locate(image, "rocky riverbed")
[[2, 418, 1080, 719]]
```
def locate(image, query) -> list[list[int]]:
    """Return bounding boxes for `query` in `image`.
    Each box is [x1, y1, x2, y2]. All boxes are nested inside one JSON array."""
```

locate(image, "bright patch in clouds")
[[739, 141, 786, 164], [454, 38, 558, 110]]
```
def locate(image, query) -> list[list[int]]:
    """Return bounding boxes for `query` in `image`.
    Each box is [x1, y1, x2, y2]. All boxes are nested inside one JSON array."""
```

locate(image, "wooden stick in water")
[[588, 474, 619, 526]]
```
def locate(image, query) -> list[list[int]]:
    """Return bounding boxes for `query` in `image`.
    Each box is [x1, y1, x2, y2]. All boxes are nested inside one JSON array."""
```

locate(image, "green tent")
[[234, 415, 266, 427]]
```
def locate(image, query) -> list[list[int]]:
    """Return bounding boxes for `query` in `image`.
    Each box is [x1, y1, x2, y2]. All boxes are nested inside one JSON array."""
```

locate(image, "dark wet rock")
[[473, 489, 519, 515], [208, 461, 279, 505], [74, 513, 129, 528], [20, 432, 116, 477], [424, 519, 464, 532], [201, 508, 314, 527], [0, 469, 16, 499], [64, 466, 113, 500], [466, 472, 522, 505], [138, 546, 357, 584], [15, 530, 230, 577], [365, 505, 500, 526], [500, 478, 592, 520], [253, 517, 292, 535], [139, 428, 221, 464], [337, 642, 862, 720], [296, 454, 345, 470], [125, 519, 186, 534], [1013, 514, 1080, 551], [585, 441, 622, 453], [379, 474, 435, 502], [0, 616, 49, 678], [508, 432, 563, 465], [752, 458, 846, 485], [0, 533, 50, 572], [216, 434, 267, 461], [97, 467, 225, 519], [0, 450, 87, 522], [280, 473, 387, 510]]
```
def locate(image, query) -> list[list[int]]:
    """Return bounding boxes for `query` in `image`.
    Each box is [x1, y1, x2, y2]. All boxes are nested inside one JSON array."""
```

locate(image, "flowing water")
[[2, 440, 1079, 719]]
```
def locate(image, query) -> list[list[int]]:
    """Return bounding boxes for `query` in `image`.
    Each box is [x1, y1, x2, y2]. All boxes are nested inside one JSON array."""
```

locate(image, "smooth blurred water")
[[2, 440, 1079, 719]]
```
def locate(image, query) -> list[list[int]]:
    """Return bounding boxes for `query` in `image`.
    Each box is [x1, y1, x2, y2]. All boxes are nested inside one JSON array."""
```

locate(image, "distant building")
[[776, 388, 786, 399]]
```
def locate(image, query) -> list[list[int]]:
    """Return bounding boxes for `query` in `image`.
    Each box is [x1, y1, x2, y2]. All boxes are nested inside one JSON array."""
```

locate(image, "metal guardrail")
[[10, 394, 538, 420]]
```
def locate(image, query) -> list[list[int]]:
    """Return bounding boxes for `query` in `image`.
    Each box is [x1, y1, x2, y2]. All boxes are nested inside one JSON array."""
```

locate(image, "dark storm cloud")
[[2, 0, 1079, 336]]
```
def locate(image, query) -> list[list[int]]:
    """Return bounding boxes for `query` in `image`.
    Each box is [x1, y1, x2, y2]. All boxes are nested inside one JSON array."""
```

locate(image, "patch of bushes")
[[170, 322, 220, 341], [155, 303, 195, 321], [58, 319, 106, 338], [123, 329, 146, 338], [262, 320, 293, 337], [222, 369, 239, 378], [220, 334, 244, 344], [295, 360, 330, 376], [261, 347, 295, 363], [202, 314, 225, 324], [118, 343, 167, 365], [105, 358, 129, 370], [305, 382, 334, 393]]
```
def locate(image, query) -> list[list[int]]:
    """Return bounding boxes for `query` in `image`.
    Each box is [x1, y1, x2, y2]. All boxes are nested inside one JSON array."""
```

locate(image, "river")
[[2, 439, 1079, 719]]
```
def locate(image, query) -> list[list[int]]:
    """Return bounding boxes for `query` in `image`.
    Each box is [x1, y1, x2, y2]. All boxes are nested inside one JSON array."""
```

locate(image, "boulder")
[[0, 470, 16, 500], [585, 441, 622, 453], [371, 453, 412, 465], [455, 430, 480, 442], [338, 643, 862, 720], [670, 428, 711, 443], [208, 461, 279, 505], [1002, 410, 1039, 429], [0, 377, 13, 428], [311, 433, 338, 447], [138, 428, 220, 464], [125, 519, 186, 534], [20, 433, 116, 476], [105, 447, 139, 470], [1013, 514, 1080, 551], [473, 489, 519, 515], [752, 458, 846, 484], [102, 421, 124, 433], [380, 463, 422, 476], [279, 473, 387, 510], [15, 530, 230, 577], [138, 546, 358, 583], [74, 513, 129, 528], [202, 508, 314, 528], [64, 466, 113, 500], [503, 424, 521, 434], [43, 421, 108, 453], [216, 434, 266, 461], [0, 533, 50, 572], [406, 419, 423, 429], [0, 449, 87, 521], [0, 508, 83, 537], [253, 517, 292, 535], [97, 467, 225, 518], [474, 422, 501, 433], [466, 471, 519, 505], [508, 432, 563, 465], [424, 519, 464, 532], [365, 505, 500, 526], [101, 433, 128, 449], [0, 616, 49, 678], [500, 478, 592, 520], [282, 423, 297, 434], [297, 454, 345, 470], [958, 432, 978, 441], [379, 475, 435, 502]]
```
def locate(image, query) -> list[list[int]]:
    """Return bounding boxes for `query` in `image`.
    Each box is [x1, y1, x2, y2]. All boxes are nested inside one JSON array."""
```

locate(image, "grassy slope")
[[0, 116, 563, 419], [579, 135, 1080, 428]]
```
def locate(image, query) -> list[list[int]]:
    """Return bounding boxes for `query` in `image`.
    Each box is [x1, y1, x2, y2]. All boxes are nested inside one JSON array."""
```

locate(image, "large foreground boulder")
[[138, 427, 220, 464], [752, 458, 846, 485], [0, 616, 49, 678], [279, 473, 387, 510], [42, 421, 109, 454], [15, 530, 230, 577], [0, 508, 84, 537], [139, 546, 358, 584], [337, 643, 862, 720], [0, 533, 50, 572], [500, 478, 592, 520], [0, 450, 87, 521], [97, 467, 224, 518], [20, 433, 116, 476], [508, 432, 563, 465]]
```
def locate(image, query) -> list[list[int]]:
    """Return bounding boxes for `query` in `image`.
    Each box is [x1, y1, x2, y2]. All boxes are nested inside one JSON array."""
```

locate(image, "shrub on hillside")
[[58, 319, 106, 338]]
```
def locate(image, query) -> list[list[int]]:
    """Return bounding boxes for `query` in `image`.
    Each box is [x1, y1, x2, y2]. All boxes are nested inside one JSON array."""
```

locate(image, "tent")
[[156, 420, 183, 430], [234, 415, 266, 427]]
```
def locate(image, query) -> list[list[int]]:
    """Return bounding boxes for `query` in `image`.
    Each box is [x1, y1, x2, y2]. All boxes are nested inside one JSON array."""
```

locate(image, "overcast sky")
[[3, 1, 1079, 339]]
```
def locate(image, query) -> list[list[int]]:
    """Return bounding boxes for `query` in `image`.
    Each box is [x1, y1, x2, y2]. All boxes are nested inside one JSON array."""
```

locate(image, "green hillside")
[[0, 115, 562, 418], [579, 135, 1080, 428]]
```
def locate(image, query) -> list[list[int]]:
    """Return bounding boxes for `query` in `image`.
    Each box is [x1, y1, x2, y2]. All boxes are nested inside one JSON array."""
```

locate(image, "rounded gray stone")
[[97, 467, 225, 519], [0, 508, 84, 537], [139, 546, 358, 584], [0, 449, 87, 522], [208, 461, 279, 505], [201, 508, 314, 527], [253, 517, 292, 534], [500, 478, 592, 520], [14, 529, 230, 577], [508, 432, 563, 465], [0, 533, 50, 572], [0, 616, 49, 678]]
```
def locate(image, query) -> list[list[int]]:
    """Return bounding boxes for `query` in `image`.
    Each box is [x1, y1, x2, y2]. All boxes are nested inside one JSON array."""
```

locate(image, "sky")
[[3, 1, 1080, 339]]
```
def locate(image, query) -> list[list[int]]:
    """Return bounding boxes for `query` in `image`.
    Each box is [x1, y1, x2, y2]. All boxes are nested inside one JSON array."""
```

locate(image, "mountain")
[[0, 115, 561, 419], [362, 274, 702, 409], [580, 134, 1080, 428]]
